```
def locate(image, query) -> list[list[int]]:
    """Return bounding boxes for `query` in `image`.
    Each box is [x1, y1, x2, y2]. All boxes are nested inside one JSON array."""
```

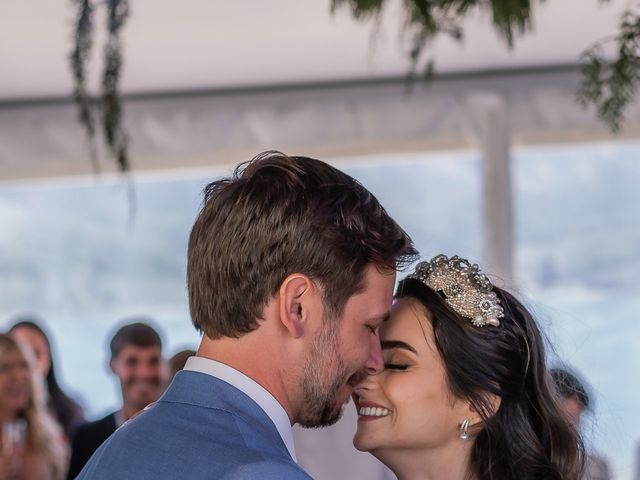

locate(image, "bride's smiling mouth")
[[354, 396, 392, 421]]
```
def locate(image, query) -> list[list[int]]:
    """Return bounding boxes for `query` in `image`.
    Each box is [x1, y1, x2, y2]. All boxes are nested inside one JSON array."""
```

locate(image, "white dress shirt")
[[183, 356, 297, 461]]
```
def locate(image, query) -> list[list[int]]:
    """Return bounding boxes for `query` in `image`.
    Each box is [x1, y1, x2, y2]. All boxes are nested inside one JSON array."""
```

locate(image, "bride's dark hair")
[[396, 278, 584, 480]]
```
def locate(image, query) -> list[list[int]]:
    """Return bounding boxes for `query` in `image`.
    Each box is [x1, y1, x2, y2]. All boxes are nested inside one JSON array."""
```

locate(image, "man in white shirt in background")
[[68, 321, 163, 479]]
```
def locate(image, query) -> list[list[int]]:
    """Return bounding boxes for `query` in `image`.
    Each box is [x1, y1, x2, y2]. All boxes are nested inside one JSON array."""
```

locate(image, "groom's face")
[[297, 264, 394, 427]]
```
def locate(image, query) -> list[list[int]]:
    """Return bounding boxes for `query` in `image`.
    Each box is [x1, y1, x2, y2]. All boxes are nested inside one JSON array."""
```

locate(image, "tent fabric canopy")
[[2, 67, 640, 182]]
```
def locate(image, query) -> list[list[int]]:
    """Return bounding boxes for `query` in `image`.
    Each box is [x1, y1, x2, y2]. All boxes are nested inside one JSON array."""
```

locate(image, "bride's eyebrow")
[[381, 340, 417, 354]]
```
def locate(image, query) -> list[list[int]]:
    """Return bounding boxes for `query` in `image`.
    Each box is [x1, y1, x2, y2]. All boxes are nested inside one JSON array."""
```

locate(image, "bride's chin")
[[352, 439, 366, 452], [356, 443, 389, 465], [352, 432, 376, 453]]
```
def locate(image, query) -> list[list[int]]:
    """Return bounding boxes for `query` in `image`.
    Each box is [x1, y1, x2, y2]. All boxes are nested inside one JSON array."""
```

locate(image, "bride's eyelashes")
[[384, 363, 409, 371]]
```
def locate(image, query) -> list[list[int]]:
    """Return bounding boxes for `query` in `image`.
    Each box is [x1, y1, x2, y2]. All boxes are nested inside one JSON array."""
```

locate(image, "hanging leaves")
[[70, 0, 130, 173], [331, 0, 538, 80], [577, 9, 640, 132], [102, 0, 130, 172], [70, 0, 97, 171], [334, 0, 640, 131]]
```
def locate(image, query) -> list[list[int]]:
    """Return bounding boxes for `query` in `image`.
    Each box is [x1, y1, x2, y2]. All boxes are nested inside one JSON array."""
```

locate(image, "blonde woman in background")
[[9, 319, 85, 440], [0, 334, 68, 480]]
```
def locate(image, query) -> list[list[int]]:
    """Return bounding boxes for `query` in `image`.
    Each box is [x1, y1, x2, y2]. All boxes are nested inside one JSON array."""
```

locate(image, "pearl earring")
[[460, 418, 470, 441]]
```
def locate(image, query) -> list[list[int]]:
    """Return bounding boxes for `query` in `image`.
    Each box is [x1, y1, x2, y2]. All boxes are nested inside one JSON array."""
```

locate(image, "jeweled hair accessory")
[[408, 254, 504, 327]]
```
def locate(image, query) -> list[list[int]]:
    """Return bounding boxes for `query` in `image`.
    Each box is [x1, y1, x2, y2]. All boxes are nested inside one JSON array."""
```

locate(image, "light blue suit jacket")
[[76, 370, 312, 479]]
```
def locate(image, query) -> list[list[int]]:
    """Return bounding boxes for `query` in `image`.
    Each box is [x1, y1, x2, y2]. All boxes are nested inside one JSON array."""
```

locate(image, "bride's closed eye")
[[381, 339, 417, 372], [384, 363, 409, 371]]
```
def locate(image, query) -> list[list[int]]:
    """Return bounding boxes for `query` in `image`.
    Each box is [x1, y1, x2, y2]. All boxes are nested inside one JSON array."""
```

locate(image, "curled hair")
[[0, 334, 68, 479], [396, 279, 584, 480], [188, 151, 417, 339]]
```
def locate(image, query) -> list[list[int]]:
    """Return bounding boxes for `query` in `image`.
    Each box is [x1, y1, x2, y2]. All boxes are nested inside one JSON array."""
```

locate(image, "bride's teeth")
[[359, 406, 390, 417]]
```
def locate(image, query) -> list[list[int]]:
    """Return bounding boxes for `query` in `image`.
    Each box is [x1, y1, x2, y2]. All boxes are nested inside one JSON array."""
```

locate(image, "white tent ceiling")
[[0, 0, 630, 100]]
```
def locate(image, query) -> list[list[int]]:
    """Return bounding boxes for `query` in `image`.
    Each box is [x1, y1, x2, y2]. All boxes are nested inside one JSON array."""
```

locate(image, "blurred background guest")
[[66, 320, 163, 480], [167, 349, 195, 381], [0, 334, 68, 480], [9, 318, 85, 439], [551, 367, 611, 480]]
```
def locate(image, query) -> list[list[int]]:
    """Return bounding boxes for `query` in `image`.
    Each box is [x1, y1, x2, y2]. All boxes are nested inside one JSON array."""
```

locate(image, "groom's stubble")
[[297, 318, 351, 428]]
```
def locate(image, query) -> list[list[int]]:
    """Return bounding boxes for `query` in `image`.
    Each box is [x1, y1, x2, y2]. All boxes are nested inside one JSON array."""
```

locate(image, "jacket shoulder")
[[225, 460, 312, 480]]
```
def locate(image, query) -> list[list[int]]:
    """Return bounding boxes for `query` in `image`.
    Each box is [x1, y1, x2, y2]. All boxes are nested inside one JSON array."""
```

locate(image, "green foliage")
[[331, 0, 539, 78], [577, 9, 640, 132], [335, 0, 640, 131], [70, 0, 97, 170], [331, 0, 386, 18], [70, 0, 130, 173], [102, 0, 129, 172]]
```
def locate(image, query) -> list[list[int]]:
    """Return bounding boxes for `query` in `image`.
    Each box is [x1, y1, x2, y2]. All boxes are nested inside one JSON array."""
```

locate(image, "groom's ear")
[[278, 274, 315, 339]]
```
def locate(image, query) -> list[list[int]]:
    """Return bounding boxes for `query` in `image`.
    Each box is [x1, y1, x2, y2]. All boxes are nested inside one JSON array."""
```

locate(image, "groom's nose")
[[364, 333, 383, 374]]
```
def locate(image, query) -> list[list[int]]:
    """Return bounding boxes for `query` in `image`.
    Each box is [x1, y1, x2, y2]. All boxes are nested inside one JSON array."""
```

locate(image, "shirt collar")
[[183, 356, 297, 462]]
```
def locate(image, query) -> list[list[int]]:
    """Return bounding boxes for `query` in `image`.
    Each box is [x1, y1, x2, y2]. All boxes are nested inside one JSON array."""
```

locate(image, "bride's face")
[[352, 297, 471, 454]]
